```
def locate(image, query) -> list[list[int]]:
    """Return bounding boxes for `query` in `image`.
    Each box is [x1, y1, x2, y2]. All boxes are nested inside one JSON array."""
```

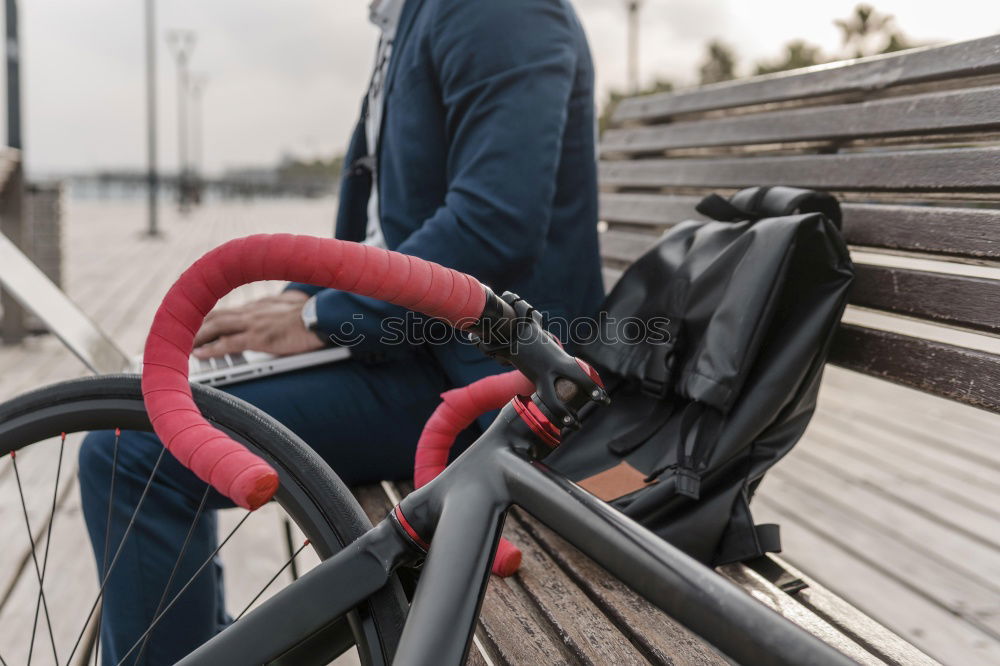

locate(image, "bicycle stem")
[[469, 289, 610, 431]]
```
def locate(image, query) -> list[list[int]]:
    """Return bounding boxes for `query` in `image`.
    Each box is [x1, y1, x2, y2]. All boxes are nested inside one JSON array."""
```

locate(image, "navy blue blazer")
[[292, 0, 604, 389]]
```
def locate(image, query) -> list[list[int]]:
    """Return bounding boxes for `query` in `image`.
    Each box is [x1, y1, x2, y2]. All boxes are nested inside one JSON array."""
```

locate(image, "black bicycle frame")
[[179, 402, 854, 666]]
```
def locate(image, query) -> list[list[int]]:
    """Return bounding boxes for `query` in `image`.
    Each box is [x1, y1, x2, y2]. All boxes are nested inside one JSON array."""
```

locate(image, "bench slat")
[[515, 511, 729, 665], [603, 85, 1000, 154], [830, 324, 1000, 413], [841, 203, 1000, 261], [599, 229, 657, 267], [501, 517, 650, 663], [613, 35, 1000, 122], [476, 574, 578, 664], [600, 192, 705, 227], [851, 265, 1000, 335], [602, 194, 1000, 263], [600, 147, 1000, 192]]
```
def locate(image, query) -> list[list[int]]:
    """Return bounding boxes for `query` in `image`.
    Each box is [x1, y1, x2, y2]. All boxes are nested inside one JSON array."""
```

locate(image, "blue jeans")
[[79, 351, 468, 665]]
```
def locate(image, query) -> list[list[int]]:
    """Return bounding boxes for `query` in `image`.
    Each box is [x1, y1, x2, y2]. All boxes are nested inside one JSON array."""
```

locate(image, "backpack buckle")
[[674, 466, 701, 500]]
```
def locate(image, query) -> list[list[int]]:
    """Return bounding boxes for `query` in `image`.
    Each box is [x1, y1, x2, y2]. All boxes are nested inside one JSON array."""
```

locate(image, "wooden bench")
[[598, 33, 1000, 664], [355, 35, 1000, 665]]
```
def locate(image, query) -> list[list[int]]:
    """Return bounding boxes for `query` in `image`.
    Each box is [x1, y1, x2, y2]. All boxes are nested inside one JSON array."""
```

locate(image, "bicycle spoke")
[[10, 451, 60, 665], [132, 485, 212, 666], [234, 539, 310, 622], [93, 428, 121, 666], [64, 447, 167, 666], [282, 518, 300, 582], [115, 511, 252, 666], [26, 433, 66, 666]]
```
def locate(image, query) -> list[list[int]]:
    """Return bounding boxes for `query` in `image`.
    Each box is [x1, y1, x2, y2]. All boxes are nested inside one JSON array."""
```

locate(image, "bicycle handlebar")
[[142, 234, 486, 510]]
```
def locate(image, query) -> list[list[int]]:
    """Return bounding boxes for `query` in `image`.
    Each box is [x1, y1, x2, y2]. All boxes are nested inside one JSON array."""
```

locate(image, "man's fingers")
[[194, 312, 248, 347], [200, 305, 240, 327], [193, 333, 251, 359]]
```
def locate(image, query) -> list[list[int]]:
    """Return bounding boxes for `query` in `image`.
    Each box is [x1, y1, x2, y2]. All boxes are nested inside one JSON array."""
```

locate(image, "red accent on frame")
[[512, 395, 561, 448], [393, 505, 430, 551]]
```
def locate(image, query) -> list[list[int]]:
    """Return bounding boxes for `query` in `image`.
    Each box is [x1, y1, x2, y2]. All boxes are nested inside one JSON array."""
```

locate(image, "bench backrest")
[[597, 35, 1000, 414]]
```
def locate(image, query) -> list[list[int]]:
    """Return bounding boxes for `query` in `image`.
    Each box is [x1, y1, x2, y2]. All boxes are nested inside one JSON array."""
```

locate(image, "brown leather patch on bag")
[[577, 461, 657, 502]]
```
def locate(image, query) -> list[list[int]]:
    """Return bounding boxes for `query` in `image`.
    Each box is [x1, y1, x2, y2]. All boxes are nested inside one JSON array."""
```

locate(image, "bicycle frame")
[[179, 402, 854, 666]]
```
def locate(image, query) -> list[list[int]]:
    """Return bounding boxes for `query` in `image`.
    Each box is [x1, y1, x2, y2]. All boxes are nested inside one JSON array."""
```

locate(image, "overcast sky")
[[18, 0, 1000, 175]]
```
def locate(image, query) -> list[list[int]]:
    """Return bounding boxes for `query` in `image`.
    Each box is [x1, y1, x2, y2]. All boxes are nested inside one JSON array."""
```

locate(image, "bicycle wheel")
[[0, 374, 407, 665]]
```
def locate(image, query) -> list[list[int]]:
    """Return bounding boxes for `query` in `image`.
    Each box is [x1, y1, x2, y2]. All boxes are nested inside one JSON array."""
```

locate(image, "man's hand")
[[193, 290, 327, 359]]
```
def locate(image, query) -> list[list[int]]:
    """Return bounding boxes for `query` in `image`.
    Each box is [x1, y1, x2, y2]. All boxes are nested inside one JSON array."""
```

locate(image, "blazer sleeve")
[[311, 0, 578, 349]]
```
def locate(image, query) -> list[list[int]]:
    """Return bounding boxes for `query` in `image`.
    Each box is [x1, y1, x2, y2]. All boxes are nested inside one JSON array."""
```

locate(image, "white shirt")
[[364, 0, 406, 249]]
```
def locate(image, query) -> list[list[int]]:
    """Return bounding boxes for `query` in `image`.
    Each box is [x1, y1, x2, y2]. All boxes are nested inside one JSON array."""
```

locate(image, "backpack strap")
[[714, 522, 783, 566], [643, 400, 724, 500], [754, 523, 782, 556]]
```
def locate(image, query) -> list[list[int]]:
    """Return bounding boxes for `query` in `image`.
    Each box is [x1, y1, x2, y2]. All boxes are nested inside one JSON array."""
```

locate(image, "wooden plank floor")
[[755, 367, 1000, 666], [0, 198, 995, 665]]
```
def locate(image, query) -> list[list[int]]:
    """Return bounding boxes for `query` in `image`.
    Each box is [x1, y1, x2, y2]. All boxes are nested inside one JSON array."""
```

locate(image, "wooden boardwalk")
[[0, 198, 996, 664]]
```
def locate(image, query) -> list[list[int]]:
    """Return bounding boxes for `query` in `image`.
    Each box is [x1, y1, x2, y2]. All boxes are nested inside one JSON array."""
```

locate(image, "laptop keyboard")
[[192, 352, 249, 375]]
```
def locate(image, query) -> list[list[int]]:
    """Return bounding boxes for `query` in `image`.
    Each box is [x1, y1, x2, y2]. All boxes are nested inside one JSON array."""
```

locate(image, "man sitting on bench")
[[77, 1, 604, 663]]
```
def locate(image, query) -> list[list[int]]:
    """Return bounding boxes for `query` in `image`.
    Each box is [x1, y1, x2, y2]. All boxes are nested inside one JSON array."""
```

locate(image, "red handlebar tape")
[[414, 370, 533, 576], [142, 234, 487, 510]]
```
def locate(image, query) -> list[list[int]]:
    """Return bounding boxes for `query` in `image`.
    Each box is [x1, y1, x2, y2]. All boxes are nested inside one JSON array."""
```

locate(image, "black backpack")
[[547, 186, 854, 566]]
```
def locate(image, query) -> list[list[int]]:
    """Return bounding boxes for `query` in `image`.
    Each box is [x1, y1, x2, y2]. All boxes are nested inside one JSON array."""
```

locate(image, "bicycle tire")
[[0, 374, 407, 665]]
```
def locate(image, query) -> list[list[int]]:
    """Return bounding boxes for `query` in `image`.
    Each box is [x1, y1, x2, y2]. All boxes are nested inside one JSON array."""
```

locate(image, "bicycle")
[[0, 234, 853, 665]]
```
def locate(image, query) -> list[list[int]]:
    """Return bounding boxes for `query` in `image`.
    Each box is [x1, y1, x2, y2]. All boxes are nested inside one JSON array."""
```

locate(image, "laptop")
[[0, 232, 349, 386]]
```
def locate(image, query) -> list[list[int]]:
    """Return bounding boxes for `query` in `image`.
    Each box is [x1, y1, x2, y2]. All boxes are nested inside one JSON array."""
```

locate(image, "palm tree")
[[835, 4, 907, 58], [699, 40, 737, 85]]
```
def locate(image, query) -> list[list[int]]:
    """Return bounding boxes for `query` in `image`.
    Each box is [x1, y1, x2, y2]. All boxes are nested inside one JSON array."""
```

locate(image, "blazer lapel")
[[383, 0, 427, 99]]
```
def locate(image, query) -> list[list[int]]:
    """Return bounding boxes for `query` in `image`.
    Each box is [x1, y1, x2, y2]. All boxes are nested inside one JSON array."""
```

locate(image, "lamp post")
[[625, 0, 642, 94], [144, 0, 160, 236], [166, 29, 196, 213], [1, 0, 25, 343], [6, 0, 21, 152], [189, 73, 207, 205]]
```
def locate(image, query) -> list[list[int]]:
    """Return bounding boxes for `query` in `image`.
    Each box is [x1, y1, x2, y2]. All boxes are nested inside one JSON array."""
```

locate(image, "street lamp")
[[144, 0, 160, 236], [625, 0, 643, 94], [6, 0, 22, 152], [189, 73, 207, 204], [166, 29, 196, 212]]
